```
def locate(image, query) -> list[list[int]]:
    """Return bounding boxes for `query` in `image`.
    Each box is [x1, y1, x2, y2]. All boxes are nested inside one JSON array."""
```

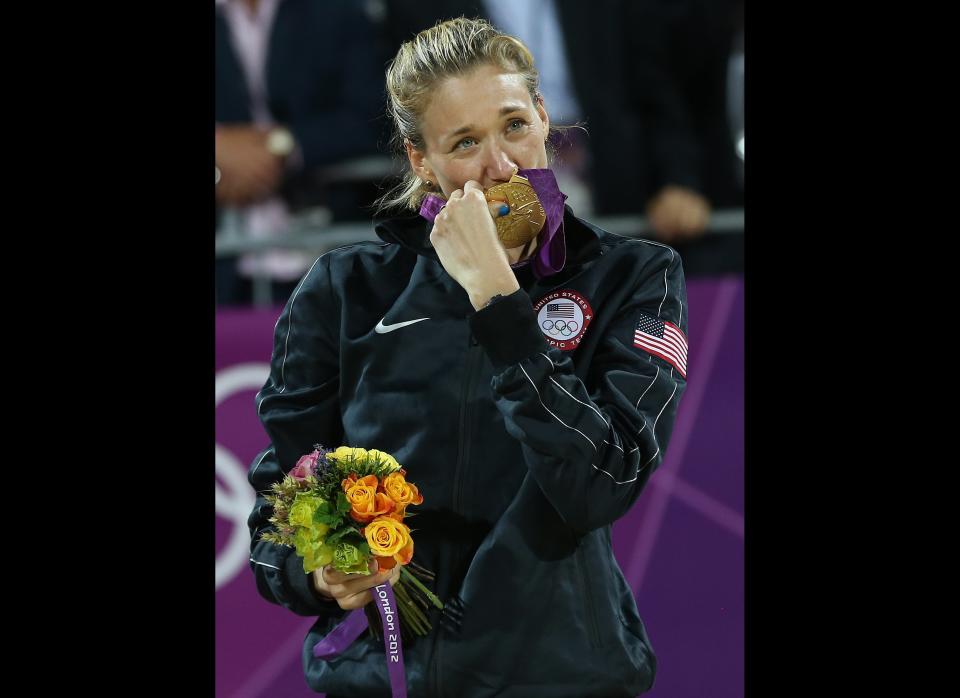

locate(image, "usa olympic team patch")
[[533, 289, 594, 351]]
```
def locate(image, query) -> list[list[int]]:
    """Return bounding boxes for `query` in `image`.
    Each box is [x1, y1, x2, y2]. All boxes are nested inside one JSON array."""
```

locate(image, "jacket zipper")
[[574, 544, 603, 648], [453, 339, 483, 514], [431, 337, 483, 697]]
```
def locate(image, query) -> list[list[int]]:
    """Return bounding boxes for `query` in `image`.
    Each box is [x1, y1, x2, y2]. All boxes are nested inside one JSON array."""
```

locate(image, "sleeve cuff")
[[469, 288, 549, 371]]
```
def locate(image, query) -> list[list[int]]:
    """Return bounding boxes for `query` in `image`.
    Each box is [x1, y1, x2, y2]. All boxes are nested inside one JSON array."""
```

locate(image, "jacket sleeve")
[[246, 254, 347, 619], [469, 244, 688, 535]]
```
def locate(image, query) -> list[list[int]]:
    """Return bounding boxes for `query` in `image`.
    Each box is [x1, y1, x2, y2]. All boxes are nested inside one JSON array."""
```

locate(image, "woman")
[[248, 17, 688, 697]]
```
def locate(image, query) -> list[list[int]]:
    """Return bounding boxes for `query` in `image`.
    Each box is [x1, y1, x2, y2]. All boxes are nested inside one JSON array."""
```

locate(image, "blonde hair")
[[375, 17, 542, 214]]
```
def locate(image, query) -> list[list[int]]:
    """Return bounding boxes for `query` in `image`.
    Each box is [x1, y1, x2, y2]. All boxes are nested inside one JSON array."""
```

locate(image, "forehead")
[[421, 64, 533, 137]]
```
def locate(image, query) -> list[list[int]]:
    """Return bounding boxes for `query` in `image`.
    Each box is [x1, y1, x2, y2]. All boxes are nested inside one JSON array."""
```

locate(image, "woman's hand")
[[430, 180, 521, 309], [312, 560, 402, 610]]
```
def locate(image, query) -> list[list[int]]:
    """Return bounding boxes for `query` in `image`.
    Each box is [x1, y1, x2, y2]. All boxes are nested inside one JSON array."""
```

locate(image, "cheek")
[[450, 160, 481, 181], [524, 139, 549, 169], [507, 136, 548, 170], [437, 162, 480, 193]]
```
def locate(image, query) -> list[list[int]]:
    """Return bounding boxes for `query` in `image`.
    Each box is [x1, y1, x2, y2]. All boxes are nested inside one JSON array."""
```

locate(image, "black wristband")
[[470, 288, 550, 370]]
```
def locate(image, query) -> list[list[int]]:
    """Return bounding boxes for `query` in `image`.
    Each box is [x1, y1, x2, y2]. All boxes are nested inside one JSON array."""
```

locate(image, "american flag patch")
[[634, 313, 688, 377], [546, 302, 575, 318]]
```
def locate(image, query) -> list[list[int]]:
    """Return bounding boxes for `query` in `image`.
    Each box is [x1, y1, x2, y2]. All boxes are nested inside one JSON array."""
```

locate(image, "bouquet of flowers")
[[260, 444, 443, 639]]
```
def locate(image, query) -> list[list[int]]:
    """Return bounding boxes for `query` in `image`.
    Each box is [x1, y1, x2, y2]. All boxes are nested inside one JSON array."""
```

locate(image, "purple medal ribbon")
[[311, 608, 367, 659], [418, 167, 568, 279], [312, 583, 408, 697]]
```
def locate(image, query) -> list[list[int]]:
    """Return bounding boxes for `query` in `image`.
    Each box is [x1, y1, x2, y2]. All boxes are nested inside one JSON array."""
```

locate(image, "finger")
[[322, 559, 379, 586], [447, 188, 464, 202], [337, 588, 374, 611], [334, 570, 390, 606], [322, 564, 365, 587], [348, 566, 394, 593], [463, 180, 484, 195], [330, 568, 393, 598], [487, 201, 510, 219]]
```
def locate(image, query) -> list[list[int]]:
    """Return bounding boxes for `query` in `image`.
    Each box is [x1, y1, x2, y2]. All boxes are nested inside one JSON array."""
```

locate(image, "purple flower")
[[289, 450, 321, 482]]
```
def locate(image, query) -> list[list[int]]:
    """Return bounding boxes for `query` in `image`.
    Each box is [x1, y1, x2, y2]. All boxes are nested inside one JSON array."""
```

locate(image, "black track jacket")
[[248, 206, 688, 697]]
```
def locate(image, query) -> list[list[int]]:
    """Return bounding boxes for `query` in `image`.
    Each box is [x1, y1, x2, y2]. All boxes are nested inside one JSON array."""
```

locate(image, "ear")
[[404, 138, 432, 183], [534, 94, 550, 138]]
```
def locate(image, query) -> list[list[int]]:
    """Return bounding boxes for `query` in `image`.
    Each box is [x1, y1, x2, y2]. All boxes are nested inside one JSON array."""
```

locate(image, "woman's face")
[[407, 63, 550, 197]]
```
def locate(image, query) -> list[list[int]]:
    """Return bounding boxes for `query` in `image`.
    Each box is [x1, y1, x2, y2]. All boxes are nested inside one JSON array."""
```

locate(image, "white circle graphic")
[[532, 290, 595, 351], [537, 300, 584, 338], [215, 362, 270, 590]]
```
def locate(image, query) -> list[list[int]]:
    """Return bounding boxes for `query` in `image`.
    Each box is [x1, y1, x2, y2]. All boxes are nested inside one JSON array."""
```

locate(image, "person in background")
[[625, 0, 744, 244], [215, 0, 384, 306]]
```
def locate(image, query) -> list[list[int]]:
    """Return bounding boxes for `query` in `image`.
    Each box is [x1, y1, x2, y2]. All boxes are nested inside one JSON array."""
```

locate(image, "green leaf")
[[336, 491, 351, 515], [314, 510, 342, 527], [326, 525, 362, 546]]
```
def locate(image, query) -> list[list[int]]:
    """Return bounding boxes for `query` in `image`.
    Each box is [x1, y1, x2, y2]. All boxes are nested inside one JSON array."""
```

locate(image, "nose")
[[481, 141, 517, 185]]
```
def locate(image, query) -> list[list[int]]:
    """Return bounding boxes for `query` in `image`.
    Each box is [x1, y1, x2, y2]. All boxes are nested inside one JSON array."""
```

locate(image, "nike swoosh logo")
[[374, 317, 431, 334]]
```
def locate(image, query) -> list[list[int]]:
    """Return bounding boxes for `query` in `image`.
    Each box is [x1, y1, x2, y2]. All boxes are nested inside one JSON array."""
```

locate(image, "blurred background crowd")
[[215, 0, 745, 307]]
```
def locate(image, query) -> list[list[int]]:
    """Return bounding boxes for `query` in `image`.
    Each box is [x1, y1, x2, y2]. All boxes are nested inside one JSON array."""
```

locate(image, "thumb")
[[487, 200, 510, 219]]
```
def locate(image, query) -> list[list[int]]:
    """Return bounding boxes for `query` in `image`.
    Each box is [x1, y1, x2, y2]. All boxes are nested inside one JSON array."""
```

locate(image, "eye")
[[507, 118, 526, 131], [455, 137, 477, 150]]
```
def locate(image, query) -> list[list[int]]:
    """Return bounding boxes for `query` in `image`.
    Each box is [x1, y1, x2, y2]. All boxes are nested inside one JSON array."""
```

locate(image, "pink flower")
[[289, 450, 320, 482]]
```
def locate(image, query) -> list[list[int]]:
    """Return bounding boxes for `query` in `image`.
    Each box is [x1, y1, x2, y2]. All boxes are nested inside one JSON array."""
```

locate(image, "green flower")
[[333, 541, 370, 575], [301, 543, 335, 574], [295, 523, 335, 573], [293, 522, 331, 556], [289, 494, 325, 527], [293, 527, 314, 560]]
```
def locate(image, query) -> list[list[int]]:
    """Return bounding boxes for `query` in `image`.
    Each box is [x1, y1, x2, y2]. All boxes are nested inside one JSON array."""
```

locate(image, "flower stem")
[[394, 585, 428, 635], [395, 581, 430, 628], [400, 566, 444, 609], [407, 560, 436, 580]]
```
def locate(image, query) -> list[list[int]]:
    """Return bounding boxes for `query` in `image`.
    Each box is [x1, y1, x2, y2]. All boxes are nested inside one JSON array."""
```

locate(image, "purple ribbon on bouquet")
[[313, 583, 407, 698]]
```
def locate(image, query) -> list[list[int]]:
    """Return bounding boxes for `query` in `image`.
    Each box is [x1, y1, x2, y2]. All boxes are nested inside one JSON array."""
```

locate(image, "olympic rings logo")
[[541, 319, 580, 336], [215, 362, 270, 591], [533, 290, 594, 352]]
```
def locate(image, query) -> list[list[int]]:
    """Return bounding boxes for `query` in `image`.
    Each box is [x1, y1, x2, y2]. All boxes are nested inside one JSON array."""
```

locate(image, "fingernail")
[[499, 204, 510, 216]]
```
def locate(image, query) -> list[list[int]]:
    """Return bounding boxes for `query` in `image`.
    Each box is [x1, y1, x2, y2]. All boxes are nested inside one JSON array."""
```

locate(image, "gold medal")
[[485, 171, 546, 248]]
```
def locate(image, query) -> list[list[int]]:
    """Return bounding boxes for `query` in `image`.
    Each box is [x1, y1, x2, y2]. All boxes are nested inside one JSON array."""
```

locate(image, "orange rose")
[[364, 516, 414, 570], [342, 473, 395, 523], [380, 470, 424, 516]]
